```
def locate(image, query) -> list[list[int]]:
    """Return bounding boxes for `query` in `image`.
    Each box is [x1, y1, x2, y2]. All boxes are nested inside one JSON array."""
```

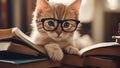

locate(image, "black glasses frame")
[[36, 18, 80, 32]]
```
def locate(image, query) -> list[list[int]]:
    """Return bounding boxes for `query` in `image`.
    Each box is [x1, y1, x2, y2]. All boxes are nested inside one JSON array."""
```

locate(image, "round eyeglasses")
[[36, 18, 80, 32]]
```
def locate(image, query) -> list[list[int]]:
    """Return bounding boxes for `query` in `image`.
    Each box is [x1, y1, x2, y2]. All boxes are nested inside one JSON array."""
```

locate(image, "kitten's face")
[[35, 0, 81, 41]]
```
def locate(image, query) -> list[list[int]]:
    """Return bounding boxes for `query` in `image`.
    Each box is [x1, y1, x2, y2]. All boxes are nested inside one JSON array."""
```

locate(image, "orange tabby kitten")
[[31, 0, 82, 61]]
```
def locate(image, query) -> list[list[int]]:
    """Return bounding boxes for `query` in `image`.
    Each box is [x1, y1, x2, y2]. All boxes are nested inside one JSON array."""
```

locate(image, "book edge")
[[12, 27, 46, 54], [0, 58, 48, 64], [0, 42, 11, 51], [79, 42, 119, 55]]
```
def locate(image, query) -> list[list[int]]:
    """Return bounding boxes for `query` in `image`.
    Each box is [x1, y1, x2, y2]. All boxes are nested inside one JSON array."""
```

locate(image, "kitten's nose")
[[56, 26, 62, 36], [56, 31, 62, 36]]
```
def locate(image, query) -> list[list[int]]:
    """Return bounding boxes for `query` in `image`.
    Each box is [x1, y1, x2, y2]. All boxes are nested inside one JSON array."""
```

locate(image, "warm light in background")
[[79, 0, 94, 22], [106, 0, 118, 10], [49, 0, 74, 5]]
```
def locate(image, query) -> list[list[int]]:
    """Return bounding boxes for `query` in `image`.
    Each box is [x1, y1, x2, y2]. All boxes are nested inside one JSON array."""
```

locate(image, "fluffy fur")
[[31, 0, 92, 61]]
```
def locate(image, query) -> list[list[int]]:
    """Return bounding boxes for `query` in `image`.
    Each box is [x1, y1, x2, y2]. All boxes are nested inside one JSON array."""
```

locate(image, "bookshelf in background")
[[12, 0, 21, 29], [1, 0, 8, 28], [20, 0, 34, 34], [0, 0, 2, 28], [21, 0, 27, 33], [7, 0, 13, 28], [104, 12, 120, 42], [8, 0, 34, 35], [26, 0, 34, 33]]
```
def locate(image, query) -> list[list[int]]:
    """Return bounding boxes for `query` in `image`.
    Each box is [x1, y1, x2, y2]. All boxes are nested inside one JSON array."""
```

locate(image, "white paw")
[[45, 44, 63, 61], [64, 46, 79, 55]]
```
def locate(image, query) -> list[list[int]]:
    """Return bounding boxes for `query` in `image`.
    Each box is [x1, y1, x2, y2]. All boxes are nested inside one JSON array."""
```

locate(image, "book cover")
[[0, 42, 39, 56], [79, 42, 120, 57], [0, 27, 120, 67], [0, 52, 61, 68], [0, 27, 46, 55], [84, 56, 120, 68], [62, 54, 83, 67]]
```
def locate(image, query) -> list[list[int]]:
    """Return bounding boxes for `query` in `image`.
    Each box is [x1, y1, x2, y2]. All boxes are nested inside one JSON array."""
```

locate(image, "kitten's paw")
[[64, 46, 79, 55], [45, 44, 63, 61]]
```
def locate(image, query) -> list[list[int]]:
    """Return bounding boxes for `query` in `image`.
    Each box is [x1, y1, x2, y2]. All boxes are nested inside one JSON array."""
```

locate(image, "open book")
[[0, 27, 120, 67], [79, 42, 119, 56], [0, 27, 46, 56], [62, 42, 120, 66]]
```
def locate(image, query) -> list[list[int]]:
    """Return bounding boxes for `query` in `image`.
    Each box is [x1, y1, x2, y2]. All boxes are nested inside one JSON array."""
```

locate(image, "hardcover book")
[[0, 27, 120, 68], [0, 27, 46, 55], [0, 52, 61, 68]]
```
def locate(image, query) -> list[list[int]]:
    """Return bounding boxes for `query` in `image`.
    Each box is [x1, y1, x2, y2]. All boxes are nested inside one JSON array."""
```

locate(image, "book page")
[[12, 28, 46, 54], [0, 42, 11, 50], [79, 42, 119, 55]]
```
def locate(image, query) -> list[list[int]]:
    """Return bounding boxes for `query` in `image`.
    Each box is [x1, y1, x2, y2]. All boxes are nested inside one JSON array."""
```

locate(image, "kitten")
[[31, 0, 82, 61]]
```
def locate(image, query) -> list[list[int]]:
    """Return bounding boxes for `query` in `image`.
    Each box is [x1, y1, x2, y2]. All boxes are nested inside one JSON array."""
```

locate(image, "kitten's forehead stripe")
[[52, 4, 67, 20]]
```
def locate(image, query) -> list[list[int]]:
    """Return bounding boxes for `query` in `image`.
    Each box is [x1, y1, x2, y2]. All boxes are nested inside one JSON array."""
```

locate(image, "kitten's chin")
[[51, 36, 63, 41]]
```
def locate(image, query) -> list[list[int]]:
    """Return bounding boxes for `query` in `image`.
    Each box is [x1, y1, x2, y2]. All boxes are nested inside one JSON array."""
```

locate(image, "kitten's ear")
[[68, 0, 82, 14], [36, 0, 50, 13]]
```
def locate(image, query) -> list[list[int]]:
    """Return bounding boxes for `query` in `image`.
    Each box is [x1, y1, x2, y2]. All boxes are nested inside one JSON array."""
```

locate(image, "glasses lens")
[[43, 19, 57, 31], [62, 20, 78, 32]]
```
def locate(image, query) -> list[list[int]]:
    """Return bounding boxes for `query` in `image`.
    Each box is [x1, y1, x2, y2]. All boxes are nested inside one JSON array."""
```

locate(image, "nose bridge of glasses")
[[57, 19, 64, 24], [56, 19, 64, 28]]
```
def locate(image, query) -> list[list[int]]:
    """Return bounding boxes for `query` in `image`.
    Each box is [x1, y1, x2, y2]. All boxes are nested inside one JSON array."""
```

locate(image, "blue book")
[[0, 52, 61, 68]]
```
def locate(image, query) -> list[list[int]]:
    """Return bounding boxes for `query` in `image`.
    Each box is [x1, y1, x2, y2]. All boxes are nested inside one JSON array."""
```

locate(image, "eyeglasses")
[[36, 18, 80, 32]]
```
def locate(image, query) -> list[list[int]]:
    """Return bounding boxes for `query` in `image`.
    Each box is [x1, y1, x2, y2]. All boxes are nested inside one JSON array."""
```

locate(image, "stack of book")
[[0, 27, 120, 68], [0, 27, 61, 68]]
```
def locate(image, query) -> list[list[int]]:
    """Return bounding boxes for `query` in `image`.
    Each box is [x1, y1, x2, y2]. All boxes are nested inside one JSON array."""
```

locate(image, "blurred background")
[[0, 0, 120, 43]]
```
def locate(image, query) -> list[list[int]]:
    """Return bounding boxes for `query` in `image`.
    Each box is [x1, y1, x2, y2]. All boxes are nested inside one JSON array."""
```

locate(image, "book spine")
[[7, 0, 13, 28], [20, 0, 35, 34], [0, 0, 2, 28], [21, 0, 28, 33], [26, 0, 34, 33], [1, 0, 8, 28], [12, 0, 22, 28]]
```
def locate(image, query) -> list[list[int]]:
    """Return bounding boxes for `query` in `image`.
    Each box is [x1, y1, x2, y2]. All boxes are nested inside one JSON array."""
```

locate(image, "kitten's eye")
[[62, 20, 78, 32], [63, 22, 70, 28], [48, 21, 55, 26]]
